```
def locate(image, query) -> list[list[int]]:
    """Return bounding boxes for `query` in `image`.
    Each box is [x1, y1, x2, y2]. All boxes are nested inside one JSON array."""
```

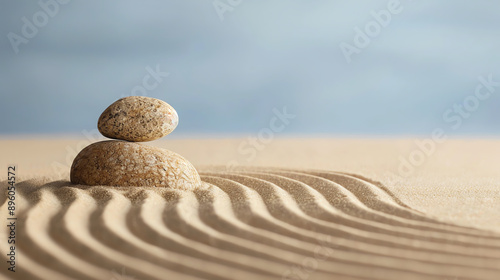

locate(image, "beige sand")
[[1, 138, 500, 280]]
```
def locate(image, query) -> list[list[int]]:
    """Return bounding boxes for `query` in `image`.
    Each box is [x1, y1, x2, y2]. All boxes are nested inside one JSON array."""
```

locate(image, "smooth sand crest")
[[2, 168, 500, 280]]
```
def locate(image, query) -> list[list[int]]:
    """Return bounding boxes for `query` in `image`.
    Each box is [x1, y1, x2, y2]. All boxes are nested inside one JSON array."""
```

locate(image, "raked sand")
[[1, 138, 500, 280]]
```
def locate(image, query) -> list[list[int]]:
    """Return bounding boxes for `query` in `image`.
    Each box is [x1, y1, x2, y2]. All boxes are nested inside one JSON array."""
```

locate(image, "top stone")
[[98, 96, 178, 142]]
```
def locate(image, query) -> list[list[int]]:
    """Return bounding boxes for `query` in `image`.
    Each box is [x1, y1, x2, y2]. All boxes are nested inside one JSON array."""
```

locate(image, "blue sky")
[[1, 0, 499, 136]]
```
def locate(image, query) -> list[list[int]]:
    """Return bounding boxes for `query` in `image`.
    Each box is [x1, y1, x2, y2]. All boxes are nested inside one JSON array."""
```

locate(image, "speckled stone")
[[98, 96, 178, 142], [70, 140, 201, 190]]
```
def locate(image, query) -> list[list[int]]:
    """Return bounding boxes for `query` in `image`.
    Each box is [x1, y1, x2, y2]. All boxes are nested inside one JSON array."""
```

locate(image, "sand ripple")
[[1, 168, 500, 280]]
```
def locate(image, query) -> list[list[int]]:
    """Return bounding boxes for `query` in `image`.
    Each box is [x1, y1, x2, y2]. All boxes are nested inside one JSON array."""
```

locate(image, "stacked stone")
[[70, 96, 201, 190]]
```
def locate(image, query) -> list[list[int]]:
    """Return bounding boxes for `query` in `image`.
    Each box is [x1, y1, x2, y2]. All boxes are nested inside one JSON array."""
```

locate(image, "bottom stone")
[[70, 140, 201, 190]]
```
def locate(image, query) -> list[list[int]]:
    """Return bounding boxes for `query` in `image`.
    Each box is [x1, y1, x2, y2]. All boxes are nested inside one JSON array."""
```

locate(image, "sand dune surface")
[[2, 167, 500, 280]]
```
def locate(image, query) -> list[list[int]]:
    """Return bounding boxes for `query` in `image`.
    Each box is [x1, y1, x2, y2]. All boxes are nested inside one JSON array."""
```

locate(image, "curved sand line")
[[1, 168, 500, 280], [206, 173, 500, 258], [248, 171, 500, 248], [200, 175, 500, 271]]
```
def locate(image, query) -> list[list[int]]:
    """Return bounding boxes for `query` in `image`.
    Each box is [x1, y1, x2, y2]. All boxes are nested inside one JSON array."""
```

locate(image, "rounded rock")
[[70, 140, 201, 190], [98, 96, 178, 142]]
